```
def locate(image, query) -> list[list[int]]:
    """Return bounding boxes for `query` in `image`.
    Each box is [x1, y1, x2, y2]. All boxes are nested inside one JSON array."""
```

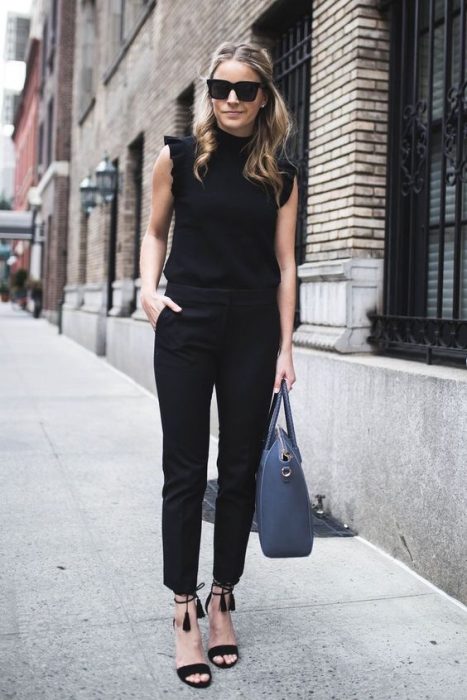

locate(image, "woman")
[[140, 41, 298, 689]]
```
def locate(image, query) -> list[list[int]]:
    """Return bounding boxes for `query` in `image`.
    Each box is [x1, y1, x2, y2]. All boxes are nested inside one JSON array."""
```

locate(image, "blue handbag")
[[255, 378, 314, 558]]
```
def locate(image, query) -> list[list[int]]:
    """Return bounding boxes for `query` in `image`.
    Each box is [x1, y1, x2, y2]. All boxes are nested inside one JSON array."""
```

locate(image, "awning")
[[0, 210, 34, 240]]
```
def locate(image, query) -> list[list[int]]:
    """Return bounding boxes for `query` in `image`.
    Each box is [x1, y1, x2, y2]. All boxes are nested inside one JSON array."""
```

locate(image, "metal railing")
[[370, 0, 467, 366]]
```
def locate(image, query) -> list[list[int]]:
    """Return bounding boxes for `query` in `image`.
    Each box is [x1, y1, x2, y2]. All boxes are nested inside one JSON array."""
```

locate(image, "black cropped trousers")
[[153, 281, 281, 594]]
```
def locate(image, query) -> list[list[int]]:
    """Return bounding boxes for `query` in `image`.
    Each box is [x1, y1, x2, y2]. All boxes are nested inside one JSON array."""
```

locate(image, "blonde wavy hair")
[[193, 41, 297, 208]]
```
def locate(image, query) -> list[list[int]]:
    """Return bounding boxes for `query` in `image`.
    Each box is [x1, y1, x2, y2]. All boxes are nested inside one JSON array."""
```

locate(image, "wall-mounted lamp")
[[95, 153, 119, 203], [80, 153, 122, 215], [80, 172, 99, 215]]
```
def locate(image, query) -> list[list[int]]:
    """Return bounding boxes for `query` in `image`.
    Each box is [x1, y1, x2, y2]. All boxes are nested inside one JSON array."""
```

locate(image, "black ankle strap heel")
[[172, 582, 211, 689], [204, 580, 239, 668]]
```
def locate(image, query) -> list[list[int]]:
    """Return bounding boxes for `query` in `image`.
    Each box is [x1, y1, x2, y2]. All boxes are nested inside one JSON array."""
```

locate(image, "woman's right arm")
[[140, 144, 182, 329]]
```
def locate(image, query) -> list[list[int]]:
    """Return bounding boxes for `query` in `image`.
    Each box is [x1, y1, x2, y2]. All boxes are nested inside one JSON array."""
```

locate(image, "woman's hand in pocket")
[[141, 289, 182, 331]]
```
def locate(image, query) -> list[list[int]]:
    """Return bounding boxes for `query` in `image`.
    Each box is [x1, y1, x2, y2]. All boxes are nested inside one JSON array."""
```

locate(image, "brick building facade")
[[34, 0, 76, 322], [10, 33, 40, 288], [12, 37, 40, 213], [61, 0, 467, 605]]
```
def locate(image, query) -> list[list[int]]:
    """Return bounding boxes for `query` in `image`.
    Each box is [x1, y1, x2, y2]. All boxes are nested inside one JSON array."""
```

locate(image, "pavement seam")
[[0, 591, 435, 640]]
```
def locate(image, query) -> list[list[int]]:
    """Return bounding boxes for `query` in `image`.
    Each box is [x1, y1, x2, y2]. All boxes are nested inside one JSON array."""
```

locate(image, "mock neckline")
[[213, 121, 253, 150]]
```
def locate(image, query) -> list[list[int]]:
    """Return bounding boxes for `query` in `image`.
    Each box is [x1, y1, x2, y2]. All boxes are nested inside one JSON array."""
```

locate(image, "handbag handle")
[[264, 378, 298, 451]]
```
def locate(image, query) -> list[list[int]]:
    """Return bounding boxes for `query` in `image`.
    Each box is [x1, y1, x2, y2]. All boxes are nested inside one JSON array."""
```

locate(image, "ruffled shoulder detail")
[[163, 135, 187, 197], [277, 157, 299, 208]]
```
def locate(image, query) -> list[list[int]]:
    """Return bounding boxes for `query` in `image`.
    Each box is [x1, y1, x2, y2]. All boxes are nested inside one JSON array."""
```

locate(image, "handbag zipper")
[[277, 425, 292, 461]]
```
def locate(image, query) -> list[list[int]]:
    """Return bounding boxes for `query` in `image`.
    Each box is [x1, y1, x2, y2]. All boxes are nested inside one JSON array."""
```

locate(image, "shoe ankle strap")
[[210, 579, 236, 612], [173, 582, 206, 631]]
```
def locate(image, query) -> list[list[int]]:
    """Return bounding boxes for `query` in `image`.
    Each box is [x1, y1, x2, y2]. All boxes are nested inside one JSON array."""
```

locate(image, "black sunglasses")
[[206, 78, 265, 102]]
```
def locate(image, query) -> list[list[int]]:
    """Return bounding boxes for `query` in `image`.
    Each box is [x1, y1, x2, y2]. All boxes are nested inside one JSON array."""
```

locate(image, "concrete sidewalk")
[[1, 301, 466, 700]]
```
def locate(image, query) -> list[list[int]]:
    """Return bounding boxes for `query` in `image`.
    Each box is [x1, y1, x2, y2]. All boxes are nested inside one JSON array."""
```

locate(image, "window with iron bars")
[[369, 0, 467, 367], [254, 2, 311, 330]]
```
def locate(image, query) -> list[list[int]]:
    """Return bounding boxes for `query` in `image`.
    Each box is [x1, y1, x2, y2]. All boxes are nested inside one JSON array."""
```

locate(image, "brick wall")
[[39, 0, 76, 318], [67, 0, 390, 291], [68, 0, 283, 287], [86, 205, 110, 284], [307, 0, 390, 262], [55, 1, 75, 161], [117, 142, 143, 281]]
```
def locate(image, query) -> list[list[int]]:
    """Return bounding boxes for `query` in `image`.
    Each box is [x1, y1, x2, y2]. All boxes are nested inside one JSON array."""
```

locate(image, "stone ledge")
[[292, 342, 467, 383], [296, 257, 384, 353]]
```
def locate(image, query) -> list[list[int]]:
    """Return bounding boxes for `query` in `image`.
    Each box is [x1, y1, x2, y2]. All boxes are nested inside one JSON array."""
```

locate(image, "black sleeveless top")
[[162, 121, 298, 289]]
